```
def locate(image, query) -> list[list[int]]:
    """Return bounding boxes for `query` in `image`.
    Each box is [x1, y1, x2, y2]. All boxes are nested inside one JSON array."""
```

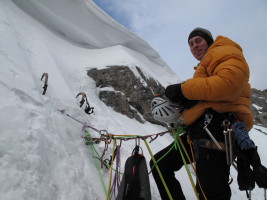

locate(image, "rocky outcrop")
[[87, 66, 165, 125], [251, 88, 267, 127]]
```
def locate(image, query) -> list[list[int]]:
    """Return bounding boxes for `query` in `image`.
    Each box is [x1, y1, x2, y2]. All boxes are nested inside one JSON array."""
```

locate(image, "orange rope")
[[186, 136, 208, 200]]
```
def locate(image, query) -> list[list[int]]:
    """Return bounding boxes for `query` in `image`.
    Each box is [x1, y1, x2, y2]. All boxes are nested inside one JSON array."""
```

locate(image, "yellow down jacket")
[[181, 36, 253, 131]]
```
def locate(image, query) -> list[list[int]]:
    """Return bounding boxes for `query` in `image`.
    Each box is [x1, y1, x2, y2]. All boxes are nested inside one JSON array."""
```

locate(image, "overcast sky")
[[92, 0, 267, 90]]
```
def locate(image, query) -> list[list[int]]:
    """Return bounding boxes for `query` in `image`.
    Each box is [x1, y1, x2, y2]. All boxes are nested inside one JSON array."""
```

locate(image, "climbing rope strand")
[[85, 130, 108, 195], [109, 145, 121, 199], [186, 135, 208, 200], [187, 136, 197, 171], [90, 143, 108, 195], [144, 139, 173, 200], [173, 128, 200, 200], [106, 139, 117, 200], [174, 127, 208, 200], [148, 143, 176, 174]]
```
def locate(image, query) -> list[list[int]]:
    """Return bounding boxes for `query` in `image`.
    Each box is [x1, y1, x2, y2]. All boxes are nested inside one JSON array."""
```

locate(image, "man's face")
[[188, 36, 209, 61]]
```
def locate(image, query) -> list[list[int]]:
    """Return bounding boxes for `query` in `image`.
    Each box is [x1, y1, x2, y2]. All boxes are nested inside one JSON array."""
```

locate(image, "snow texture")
[[0, 0, 266, 199]]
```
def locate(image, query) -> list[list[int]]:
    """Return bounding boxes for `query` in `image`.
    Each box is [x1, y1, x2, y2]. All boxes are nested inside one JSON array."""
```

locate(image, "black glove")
[[165, 83, 197, 109], [247, 148, 267, 188], [237, 155, 255, 191]]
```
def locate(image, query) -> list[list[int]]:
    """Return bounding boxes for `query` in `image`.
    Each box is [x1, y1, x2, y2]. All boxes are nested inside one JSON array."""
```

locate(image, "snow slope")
[[0, 0, 266, 199]]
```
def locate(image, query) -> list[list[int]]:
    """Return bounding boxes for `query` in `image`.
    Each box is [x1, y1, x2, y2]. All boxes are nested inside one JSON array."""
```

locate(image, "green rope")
[[148, 142, 176, 174], [173, 127, 199, 200], [85, 130, 108, 195], [144, 139, 173, 200]]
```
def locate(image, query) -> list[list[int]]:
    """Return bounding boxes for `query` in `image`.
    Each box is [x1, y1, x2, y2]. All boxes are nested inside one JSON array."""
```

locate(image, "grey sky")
[[92, 0, 267, 90]]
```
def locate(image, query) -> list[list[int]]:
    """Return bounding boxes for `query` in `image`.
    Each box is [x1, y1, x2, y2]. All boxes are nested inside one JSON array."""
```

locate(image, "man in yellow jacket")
[[150, 28, 267, 200]]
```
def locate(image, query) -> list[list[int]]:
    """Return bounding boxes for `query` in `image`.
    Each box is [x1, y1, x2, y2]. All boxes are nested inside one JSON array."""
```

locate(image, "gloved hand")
[[232, 122, 256, 150], [237, 155, 255, 191], [165, 83, 197, 109]]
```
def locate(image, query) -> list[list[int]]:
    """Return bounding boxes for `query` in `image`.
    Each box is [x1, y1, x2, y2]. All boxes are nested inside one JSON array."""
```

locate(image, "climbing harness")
[[76, 92, 94, 114], [40, 73, 48, 95]]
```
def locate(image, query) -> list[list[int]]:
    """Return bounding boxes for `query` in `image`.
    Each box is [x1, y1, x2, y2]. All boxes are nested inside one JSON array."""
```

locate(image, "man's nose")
[[192, 43, 198, 49]]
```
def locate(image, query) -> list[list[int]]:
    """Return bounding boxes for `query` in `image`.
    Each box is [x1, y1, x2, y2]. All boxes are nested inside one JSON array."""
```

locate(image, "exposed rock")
[[88, 66, 165, 125], [251, 88, 267, 127]]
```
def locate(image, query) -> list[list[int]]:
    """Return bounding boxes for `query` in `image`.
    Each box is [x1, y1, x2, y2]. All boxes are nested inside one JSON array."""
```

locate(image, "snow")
[[253, 104, 263, 111], [0, 0, 266, 199]]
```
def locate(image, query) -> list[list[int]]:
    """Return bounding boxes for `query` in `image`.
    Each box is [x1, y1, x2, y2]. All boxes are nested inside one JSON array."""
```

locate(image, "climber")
[[150, 28, 267, 200]]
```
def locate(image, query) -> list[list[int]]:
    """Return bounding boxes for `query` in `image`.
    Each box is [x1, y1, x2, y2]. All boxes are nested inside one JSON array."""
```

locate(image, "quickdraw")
[[76, 92, 94, 114]]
